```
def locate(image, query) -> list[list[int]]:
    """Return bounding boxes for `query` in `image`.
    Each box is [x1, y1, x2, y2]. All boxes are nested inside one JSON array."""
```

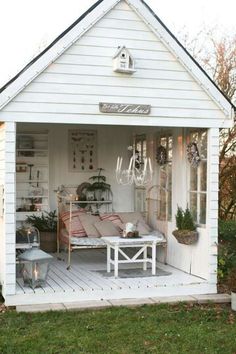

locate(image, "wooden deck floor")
[[12, 249, 214, 306]]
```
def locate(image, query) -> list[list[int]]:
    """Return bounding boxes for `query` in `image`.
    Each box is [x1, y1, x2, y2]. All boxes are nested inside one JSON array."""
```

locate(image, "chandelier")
[[115, 141, 153, 186]]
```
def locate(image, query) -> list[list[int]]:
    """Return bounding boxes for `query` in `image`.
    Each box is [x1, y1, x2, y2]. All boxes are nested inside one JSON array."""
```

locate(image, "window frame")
[[156, 131, 173, 222], [187, 129, 208, 227]]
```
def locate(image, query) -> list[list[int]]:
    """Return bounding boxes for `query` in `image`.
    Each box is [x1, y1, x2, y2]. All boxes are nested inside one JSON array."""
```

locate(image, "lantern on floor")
[[18, 227, 53, 289]]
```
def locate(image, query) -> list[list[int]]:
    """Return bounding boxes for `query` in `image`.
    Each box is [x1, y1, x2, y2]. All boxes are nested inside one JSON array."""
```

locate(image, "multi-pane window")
[[157, 134, 172, 221], [188, 130, 207, 225]]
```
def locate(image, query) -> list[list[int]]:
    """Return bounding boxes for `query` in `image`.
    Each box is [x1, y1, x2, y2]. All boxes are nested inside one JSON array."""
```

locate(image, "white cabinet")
[[16, 131, 49, 222]]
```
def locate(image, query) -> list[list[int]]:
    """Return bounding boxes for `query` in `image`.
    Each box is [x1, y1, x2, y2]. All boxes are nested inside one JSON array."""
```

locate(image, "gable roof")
[[0, 0, 235, 120]]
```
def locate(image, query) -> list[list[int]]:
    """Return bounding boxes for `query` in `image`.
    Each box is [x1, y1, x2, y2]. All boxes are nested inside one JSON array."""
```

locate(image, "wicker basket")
[[172, 230, 198, 245]]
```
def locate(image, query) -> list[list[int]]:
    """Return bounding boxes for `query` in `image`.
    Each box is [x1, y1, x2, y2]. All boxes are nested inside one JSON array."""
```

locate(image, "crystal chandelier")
[[115, 140, 153, 186]]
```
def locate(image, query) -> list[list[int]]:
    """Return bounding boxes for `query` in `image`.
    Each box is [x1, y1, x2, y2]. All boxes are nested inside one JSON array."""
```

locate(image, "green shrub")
[[176, 206, 184, 230], [219, 219, 236, 245], [218, 219, 236, 280], [175, 206, 196, 231]]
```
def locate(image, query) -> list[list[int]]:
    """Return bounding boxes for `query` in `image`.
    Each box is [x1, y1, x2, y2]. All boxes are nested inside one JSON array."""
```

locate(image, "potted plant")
[[172, 206, 198, 245], [87, 168, 111, 201], [26, 211, 57, 253]]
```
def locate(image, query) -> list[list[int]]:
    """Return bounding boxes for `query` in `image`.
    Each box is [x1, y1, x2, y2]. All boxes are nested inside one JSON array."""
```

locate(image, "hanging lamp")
[[115, 137, 153, 186]]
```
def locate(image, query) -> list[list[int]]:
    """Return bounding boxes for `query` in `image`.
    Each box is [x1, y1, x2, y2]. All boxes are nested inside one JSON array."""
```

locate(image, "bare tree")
[[181, 29, 236, 219]]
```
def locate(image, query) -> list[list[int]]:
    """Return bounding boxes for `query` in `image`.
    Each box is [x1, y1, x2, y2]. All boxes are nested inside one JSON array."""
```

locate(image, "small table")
[[101, 235, 160, 278]]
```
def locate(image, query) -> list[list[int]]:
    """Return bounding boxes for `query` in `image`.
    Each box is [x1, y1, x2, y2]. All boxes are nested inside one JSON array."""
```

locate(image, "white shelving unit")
[[16, 131, 49, 223]]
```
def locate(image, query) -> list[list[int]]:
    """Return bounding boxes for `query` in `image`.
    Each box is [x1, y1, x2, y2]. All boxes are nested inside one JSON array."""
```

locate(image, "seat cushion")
[[78, 214, 101, 238], [94, 220, 121, 237], [100, 213, 122, 227]]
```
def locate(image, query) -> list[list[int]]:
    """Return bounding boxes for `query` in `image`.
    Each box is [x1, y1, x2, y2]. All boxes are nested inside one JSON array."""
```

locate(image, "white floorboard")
[[8, 249, 214, 306]]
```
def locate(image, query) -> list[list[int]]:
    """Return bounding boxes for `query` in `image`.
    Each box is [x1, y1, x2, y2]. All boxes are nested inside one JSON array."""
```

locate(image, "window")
[[188, 130, 207, 225], [134, 134, 147, 213], [157, 133, 172, 221]]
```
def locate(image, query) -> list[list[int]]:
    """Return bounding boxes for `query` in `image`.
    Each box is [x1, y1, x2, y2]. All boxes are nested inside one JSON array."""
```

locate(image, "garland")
[[187, 142, 201, 168], [156, 145, 168, 165]]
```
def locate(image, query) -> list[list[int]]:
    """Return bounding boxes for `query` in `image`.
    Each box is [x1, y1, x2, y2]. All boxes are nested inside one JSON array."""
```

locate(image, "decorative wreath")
[[187, 142, 201, 168], [156, 146, 168, 165]]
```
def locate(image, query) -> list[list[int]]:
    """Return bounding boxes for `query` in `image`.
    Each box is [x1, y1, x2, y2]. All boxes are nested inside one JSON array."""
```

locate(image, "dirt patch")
[[218, 270, 236, 294]]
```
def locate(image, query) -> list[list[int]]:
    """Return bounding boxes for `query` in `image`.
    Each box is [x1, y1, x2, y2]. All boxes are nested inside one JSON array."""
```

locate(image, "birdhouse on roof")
[[113, 46, 136, 74]]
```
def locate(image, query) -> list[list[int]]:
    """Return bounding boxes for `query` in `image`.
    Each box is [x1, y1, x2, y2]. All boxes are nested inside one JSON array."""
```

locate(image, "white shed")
[[0, 0, 234, 306]]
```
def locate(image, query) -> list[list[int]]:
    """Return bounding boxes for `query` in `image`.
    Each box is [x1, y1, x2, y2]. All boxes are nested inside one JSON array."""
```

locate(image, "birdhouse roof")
[[113, 46, 132, 59]]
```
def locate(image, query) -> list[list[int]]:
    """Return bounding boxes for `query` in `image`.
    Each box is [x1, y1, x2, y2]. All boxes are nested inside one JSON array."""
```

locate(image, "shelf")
[[16, 180, 48, 183], [16, 149, 48, 152], [17, 132, 48, 135], [16, 196, 48, 199], [16, 131, 49, 223], [63, 200, 112, 204]]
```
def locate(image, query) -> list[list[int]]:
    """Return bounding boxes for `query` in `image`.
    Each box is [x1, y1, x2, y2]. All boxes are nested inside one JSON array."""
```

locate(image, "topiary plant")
[[175, 206, 184, 230], [173, 205, 197, 245], [181, 207, 196, 231]]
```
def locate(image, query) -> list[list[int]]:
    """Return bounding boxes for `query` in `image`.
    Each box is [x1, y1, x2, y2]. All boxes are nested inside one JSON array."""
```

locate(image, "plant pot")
[[231, 291, 236, 311], [172, 229, 198, 245], [40, 231, 57, 253]]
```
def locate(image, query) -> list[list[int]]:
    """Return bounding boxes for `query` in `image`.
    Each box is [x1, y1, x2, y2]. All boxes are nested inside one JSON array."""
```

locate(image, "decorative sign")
[[68, 130, 97, 172], [99, 102, 151, 115]]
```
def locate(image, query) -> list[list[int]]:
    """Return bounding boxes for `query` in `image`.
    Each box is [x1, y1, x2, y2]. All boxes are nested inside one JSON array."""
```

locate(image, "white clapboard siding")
[[60, 54, 182, 71], [66, 44, 173, 62], [2, 2, 227, 127], [14, 92, 217, 110], [0, 122, 16, 296], [0, 124, 5, 285], [75, 36, 168, 52], [45, 64, 188, 80], [24, 82, 211, 101], [40, 69, 202, 91], [3, 102, 225, 120]]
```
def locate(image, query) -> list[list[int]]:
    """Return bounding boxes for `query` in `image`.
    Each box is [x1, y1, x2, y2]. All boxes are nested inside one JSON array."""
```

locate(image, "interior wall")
[[17, 123, 157, 213], [49, 124, 135, 212]]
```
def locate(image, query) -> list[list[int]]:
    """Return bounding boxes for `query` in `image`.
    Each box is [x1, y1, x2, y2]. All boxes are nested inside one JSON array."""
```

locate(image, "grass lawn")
[[0, 303, 235, 354]]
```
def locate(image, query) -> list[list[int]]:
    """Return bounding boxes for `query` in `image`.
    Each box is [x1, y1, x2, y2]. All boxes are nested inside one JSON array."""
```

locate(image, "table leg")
[[143, 246, 147, 271], [107, 245, 111, 273], [152, 243, 156, 275], [114, 245, 119, 278]]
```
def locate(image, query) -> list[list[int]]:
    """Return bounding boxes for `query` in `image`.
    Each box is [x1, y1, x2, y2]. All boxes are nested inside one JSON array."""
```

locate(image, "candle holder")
[[18, 227, 53, 289]]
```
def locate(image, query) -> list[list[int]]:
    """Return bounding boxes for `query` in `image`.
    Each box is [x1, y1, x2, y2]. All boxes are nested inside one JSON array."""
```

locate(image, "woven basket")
[[172, 230, 198, 245]]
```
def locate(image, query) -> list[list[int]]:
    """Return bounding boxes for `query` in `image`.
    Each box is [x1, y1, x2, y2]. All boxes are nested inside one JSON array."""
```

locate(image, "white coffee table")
[[101, 235, 160, 278]]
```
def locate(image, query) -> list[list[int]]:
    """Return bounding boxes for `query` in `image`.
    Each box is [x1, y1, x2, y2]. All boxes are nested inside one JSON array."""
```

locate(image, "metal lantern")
[[18, 228, 53, 289]]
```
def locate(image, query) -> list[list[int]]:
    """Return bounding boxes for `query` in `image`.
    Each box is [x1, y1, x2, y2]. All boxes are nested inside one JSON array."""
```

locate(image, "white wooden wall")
[[207, 128, 219, 285], [0, 122, 16, 296], [0, 1, 227, 128]]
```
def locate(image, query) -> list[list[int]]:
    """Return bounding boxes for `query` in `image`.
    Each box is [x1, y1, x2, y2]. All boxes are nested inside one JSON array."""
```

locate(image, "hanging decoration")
[[68, 130, 97, 172], [115, 137, 153, 187], [187, 142, 201, 168], [156, 146, 168, 165]]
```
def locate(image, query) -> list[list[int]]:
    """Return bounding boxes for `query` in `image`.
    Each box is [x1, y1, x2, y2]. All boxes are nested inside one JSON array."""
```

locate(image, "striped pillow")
[[100, 213, 122, 226], [61, 210, 87, 237]]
